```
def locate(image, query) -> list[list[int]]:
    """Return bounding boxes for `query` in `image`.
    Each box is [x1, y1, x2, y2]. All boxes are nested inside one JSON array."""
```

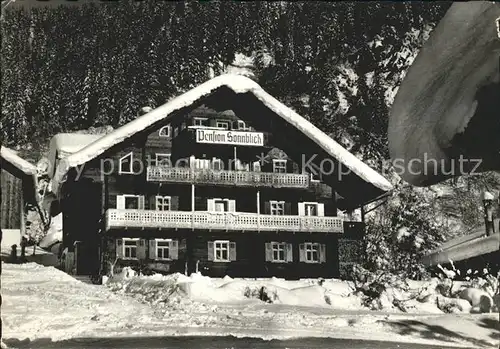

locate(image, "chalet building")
[[48, 74, 393, 279], [1, 147, 39, 242]]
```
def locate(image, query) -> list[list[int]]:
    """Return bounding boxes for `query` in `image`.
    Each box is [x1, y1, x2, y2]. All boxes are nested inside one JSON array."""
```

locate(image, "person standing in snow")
[[20, 236, 28, 262], [483, 192, 496, 236]]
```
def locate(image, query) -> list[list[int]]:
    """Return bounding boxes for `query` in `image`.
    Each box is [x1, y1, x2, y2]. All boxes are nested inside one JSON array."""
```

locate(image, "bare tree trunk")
[[107, 257, 118, 278]]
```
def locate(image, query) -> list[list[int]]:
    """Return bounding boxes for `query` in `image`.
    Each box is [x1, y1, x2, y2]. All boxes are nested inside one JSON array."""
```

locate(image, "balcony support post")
[[191, 184, 195, 230], [256, 190, 260, 232]]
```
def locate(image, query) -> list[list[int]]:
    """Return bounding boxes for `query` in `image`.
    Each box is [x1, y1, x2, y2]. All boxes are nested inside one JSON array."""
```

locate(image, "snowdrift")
[[105, 269, 500, 315]]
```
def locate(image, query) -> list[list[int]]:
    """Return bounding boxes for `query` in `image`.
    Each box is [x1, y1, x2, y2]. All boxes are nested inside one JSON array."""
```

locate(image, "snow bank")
[[1, 229, 21, 248], [38, 213, 63, 249], [106, 273, 385, 312], [4, 263, 498, 348], [110, 271, 500, 314]]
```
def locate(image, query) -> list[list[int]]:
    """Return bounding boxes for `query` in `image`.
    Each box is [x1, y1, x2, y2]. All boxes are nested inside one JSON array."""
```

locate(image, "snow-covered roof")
[[52, 74, 393, 197], [48, 133, 104, 177], [1, 146, 37, 176]]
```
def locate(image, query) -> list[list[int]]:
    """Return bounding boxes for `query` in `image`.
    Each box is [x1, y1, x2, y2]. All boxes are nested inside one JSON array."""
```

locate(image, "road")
[[4, 336, 478, 349]]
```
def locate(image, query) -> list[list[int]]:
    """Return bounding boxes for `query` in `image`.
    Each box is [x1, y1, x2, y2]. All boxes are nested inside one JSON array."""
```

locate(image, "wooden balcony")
[[105, 209, 344, 233], [146, 166, 310, 188]]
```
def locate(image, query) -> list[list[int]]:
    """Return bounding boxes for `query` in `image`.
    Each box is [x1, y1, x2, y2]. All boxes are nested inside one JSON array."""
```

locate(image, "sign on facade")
[[195, 129, 264, 146]]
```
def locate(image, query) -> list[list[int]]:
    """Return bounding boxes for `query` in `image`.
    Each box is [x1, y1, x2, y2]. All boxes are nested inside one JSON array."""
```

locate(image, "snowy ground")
[[1, 254, 498, 348]]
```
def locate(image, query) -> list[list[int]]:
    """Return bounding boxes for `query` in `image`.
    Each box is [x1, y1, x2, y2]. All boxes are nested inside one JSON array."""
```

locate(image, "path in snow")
[[1, 262, 498, 348]]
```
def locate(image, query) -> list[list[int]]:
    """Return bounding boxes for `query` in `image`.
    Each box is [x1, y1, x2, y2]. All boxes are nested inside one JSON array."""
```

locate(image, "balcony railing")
[[146, 166, 310, 188], [105, 209, 344, 233]]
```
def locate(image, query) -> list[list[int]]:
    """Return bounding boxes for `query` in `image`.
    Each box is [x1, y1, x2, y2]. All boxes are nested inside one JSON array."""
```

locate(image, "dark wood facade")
[[1, 150, 38, 235], [57, 92, 385, 280]]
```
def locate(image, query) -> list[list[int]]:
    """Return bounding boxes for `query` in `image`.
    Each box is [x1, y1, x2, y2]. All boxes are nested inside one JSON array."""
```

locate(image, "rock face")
[[459, 288, 494, 313]]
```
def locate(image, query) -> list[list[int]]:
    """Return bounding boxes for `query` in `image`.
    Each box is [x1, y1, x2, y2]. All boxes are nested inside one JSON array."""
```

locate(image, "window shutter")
[[299, 243, 305, 262], [170, 196, 179, 211], [228, 200, 236, 212], [207, 199, 215, 212], [284, 202, 292, 215], [229, 242, 237, 261], [298, 203, 305, 216], [264, 201, 271, 214], [207, 241, 214, 261], [116, 195, 125, 209], [138, 196, 145, 210], [116, 239, 124, 259], [319, 244, 326, 263], [265, 242, 273, 262], [170, 240, 179, 260], [317, 203, 325, 217], [137, 239, 147, 259], [149, 239, 157, 260], [286, 243, 293, 262], [152, 196, 159, 210]]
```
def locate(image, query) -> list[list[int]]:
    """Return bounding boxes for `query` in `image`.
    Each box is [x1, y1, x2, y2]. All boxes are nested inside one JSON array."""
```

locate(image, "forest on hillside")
[[2, 1, 451, 161], [3, 1, 499, 278]]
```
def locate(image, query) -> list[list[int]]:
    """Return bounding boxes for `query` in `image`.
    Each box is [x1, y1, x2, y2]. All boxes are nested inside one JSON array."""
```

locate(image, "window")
[[119, 152, 135, 174], [156, 153, 171, 167], [156, 239, 171, 260], [298, 202, 324, 216], [216, 120, 229, 130], [272, 242, 286, 262], [212, 158, 223, 171], [252, 161, 261, 172], [173, 127, 179, 137], [149, 239, 178, 260], [208, 198, 235, 212], [265, 242, 292, 263], [193, 117, 208, 127], [116, 195, 144, 210], [155, 196, 171, 211], [214, 240, 230, 261], [304, 203, 318, 216], [123, 238, 138, 259], [299, 242, 326, 263], [304, 243, 319, 262], [208, 240, 236, 262], [235, 120, 250, 130], [159, 125, 171, 137], [125, 196, 139, 209], [272, 159, 287, 173], [214, 199, 227, 212], [270, 201, 285, 216]]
